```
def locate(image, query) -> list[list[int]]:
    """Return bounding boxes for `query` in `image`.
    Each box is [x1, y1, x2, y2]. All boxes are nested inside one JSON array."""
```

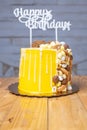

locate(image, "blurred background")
[[0, 0, 87, 77]]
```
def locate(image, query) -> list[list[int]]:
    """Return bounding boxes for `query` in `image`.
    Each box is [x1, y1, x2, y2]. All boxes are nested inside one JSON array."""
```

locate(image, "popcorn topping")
[[63, 74, 67, 79], [61, 64, 67, 68], [61, 56, 66, 61], [58, 75, 64, 81]]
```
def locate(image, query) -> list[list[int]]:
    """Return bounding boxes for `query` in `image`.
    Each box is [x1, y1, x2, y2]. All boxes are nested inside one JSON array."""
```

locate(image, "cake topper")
[[14, 8, 71, 47]]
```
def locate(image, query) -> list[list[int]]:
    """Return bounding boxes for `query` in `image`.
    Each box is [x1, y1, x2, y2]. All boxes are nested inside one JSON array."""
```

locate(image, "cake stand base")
[[8, 82, 79, 98]]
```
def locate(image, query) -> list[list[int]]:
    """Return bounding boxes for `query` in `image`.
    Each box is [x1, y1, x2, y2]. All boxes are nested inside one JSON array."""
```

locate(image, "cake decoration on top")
[[14, 8, 71, 47]]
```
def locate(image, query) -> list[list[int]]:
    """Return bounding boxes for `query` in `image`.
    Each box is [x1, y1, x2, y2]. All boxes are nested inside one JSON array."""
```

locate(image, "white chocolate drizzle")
[[46, 54, 48, 74], [28, 52, 31, 80], [50, 54, 52, 87], [23, 53, 26, 77], [34, 54, 37, 82], [38, 50, 42, 92]]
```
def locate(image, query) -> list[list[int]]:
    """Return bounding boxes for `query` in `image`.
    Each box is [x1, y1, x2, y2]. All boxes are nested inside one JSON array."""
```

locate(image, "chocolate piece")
[[32, 40, 46, 47], [52, 75, 59, 84], [60, 68, 69, 76], [61, 79, 68, 85], [68, 73, 71, 81], [70, 55, 73, 60], [66, 65, 70, 71], [63, 43, 70, 50]]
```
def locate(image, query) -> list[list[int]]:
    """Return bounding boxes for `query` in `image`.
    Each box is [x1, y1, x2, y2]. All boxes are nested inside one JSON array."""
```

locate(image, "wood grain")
[[0, 76, 87, 130], [0, 97, 47, 130], [0, 78, 47, 130], [73, 76, 87, 110], [48, 76, 87, 130], [48, 94, 87, 130]]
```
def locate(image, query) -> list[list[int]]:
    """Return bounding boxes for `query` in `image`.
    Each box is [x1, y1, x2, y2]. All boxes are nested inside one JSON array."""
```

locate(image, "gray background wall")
[[0, 0, 87, 77]]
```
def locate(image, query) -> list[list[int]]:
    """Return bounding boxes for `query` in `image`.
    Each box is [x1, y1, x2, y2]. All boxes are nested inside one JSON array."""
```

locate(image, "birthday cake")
[[18, 40, 73, 96]]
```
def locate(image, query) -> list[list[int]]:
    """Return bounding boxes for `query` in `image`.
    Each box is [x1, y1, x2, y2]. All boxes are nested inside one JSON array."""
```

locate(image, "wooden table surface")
[[0, 76, 87, 130]]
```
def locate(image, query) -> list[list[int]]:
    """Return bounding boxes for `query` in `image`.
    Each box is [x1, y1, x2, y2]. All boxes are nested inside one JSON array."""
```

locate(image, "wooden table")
[[0, 76, 87, 130]]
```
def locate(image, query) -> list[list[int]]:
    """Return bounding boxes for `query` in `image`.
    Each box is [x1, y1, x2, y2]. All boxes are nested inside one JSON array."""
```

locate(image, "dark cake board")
[[8, 82, 79, 98]]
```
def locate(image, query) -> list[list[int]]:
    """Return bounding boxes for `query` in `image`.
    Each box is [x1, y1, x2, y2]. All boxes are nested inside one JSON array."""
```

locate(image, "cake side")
[[32, 40, 73, 93], [18, 40, 73, 96], [18, 48, 57, 96]]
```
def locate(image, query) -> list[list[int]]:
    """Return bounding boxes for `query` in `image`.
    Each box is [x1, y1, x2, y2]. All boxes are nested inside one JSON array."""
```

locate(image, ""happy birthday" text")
[[14, 8, 71, 31]]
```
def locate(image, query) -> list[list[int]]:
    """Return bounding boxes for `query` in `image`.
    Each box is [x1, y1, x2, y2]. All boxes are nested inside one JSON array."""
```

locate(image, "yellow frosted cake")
[[18, 41, 73, 96]]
